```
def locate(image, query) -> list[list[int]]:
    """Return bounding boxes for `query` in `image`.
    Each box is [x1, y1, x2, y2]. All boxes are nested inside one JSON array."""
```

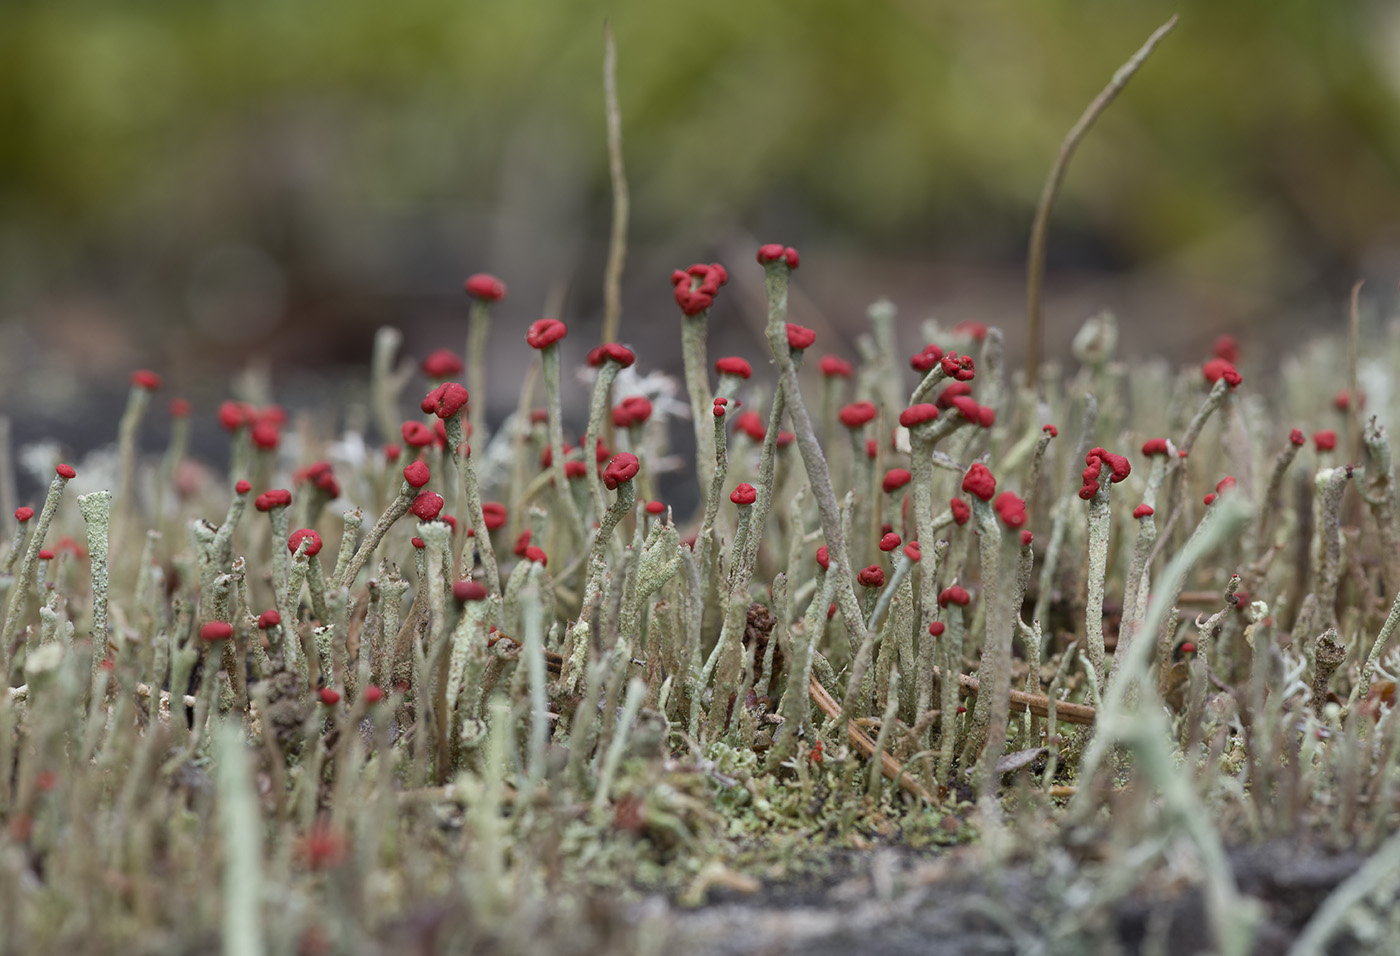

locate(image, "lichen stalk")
[[582, 360, 624, 519], [465, 298, 491, 448], [758, 258, 868, 729], [116, 382, 152, 519], [1033, 396, 1098, 628], [539, 343, 586, 554], [2, 467, 73, 671], [445, 417, 501, 600], [77, 490, 113, 684], [339, 482, 414, 588], [681, 312, 716, 495], [1083, 482, 1113, 695]]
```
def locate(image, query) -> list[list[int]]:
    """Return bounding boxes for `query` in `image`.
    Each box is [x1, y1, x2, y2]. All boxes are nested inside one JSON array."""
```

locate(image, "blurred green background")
[[2, 0, 1399, 421]]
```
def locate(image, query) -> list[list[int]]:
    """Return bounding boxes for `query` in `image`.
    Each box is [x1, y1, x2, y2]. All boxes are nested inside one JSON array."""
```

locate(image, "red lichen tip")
[[250, 421, 281, 450], [363, 685, 385, 704], [411, 537, 425, 549], [200, 621, 234, 643], [1042, 424, 1058, 437], [453, 579, 488, 602], [235, 480, 251, 495], [131, 369, 161, 391], [938, 585, 971, 608], [865, 438, 878, 460], [421, 348, 465, 379], [1290, 428, 1306, 446], [910, 344, 944, 373], [587, 343, 637, 368], [934, 382, 972, 409], [410, 492, 445, 521], [526, 318, 568, 350], [602, 452, 640, 490], [993, 490, 1027, 528], [421, 382, 470, 419], [318, 688, 341, 706], [257, 610, 281, 629], [879, 532, 901, 552], [903, 541, 921, 562], [1081, 448, 1130, 499], [1202, 358, 1242, 388], [55, 464, 76, 480], [715, 356, 753, 379], [1141, 438, 1170, 457], [1089, 448, 1132, 483], [13, 506, 34, 524], [928, 620, 945, 636], [1133, 504, 1154, 519], [1313, 429, 1337, 451], [1079, 458, 1103, 500], [756, 244, 799, 269], [1203, 493, 1217, 506], [857, 565, 885, 588], [672, 262, 729, 315], [401, 421, 434, 448], [563, 460, 587, 481], [950, 396, 987, 426], [288, 528, 323, 556], [730, 483, 758, 506], [523, 545, 547, 566], [840, 401, 878, 429], [169, 398, 192, 418], [953, 321, 988, 342], [899, 403, 940, 429], [1334, 389, 1364, 412], [217, 400, 255, 431], [294, 461, 340, 499], [1212, 334, 1240, 364], [645, 500, 666, 516], [1180, 641, 1196, 655], [1019, 530, 1034, 547], [815, 545, 829, 571], [482, 501, 506, 532], [464, 272, 507, 301], [384, 443, 402, 462], [950, 497, 971, 526], [37, 549, 53, 560], [785, 323, 816, 351], [734, 411, 766, 442], [777, 430, 794, 447], [255, 488, 292, 512], [961, 463, 996, 502], [612, 396, 653, 429], [402, 460, 431, 489], [941, 352, 975, 382], [712, 401, 727, 418], [882, 468, 912, 493], [1215, 476, 1237, 495], [819, 355, 853, 377]]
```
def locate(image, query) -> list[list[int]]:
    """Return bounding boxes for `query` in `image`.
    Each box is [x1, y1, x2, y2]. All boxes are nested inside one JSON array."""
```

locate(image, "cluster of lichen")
[[6, 249, 1400, 953]]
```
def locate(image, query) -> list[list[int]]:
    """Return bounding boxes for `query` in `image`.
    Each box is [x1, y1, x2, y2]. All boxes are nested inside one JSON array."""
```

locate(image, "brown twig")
[[808, 676, 934, 803], [938, 667, 1097, 726], [1025, 15, 1177, 389]]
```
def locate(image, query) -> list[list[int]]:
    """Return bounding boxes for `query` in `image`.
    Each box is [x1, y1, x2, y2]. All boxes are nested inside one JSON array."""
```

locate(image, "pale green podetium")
[[78, 490, 113, 685]]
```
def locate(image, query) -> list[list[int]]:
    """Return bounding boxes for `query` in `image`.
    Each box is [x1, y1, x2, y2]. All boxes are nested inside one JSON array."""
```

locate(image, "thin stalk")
[[1024, 16, 1177, 388]]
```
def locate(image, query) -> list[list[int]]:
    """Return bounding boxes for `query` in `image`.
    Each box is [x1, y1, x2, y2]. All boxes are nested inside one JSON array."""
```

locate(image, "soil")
[[659, 840, 1374, 956]]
